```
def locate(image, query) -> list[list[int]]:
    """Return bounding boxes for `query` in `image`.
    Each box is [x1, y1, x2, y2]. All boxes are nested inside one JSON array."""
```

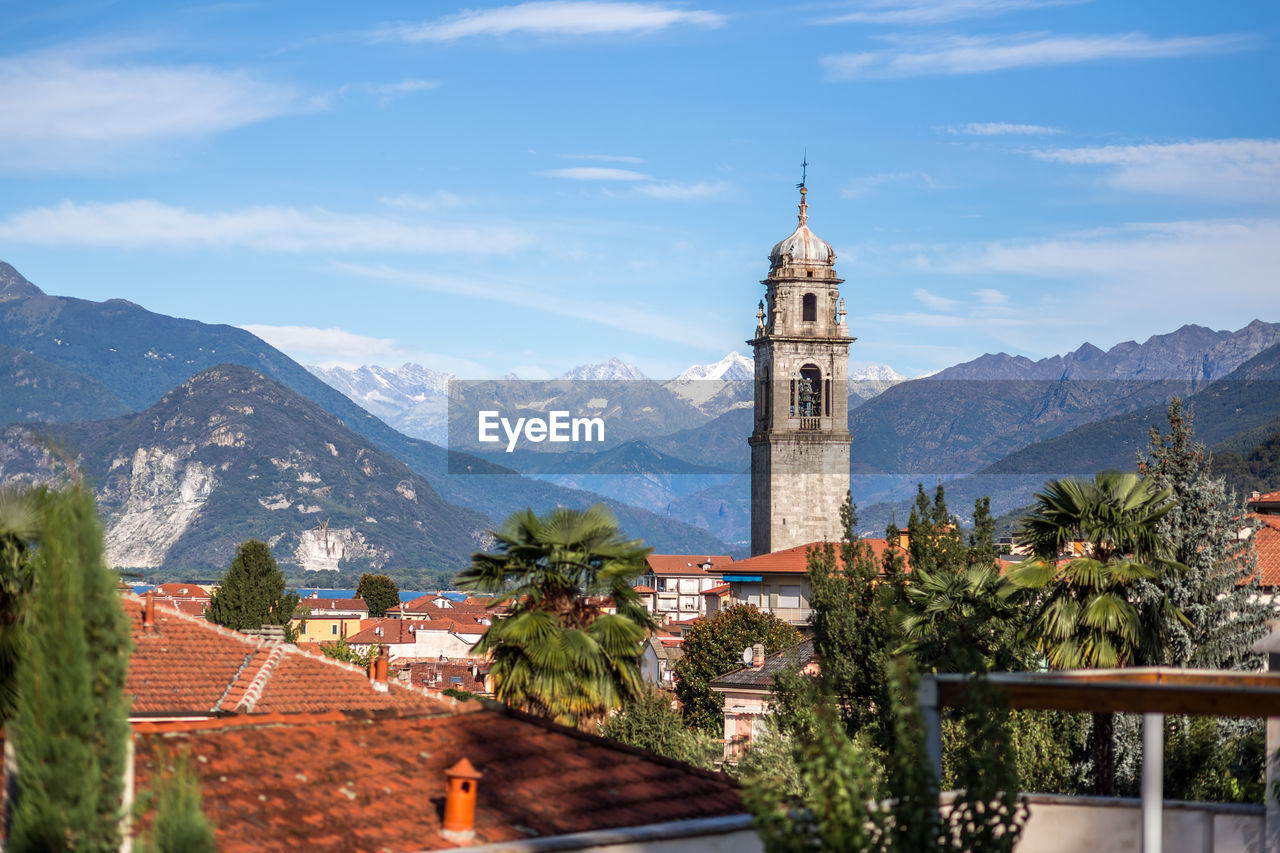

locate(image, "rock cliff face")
[[0, 365, 490, 574]]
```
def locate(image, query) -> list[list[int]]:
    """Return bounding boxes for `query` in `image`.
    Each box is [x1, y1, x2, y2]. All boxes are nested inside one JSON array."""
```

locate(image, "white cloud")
[[560, 153, 645, 163], [539, 167, 652, 181], [1033, 139, 1280, 202], [822, 32, 1252, 79], [822, 0, 1084, 25], [360, 78, 440, 106], [378, 1, 725, 42], [950, 121, 1062, 135], [379, 191, 467, 211], [843, 171, 935, 197], [0, 200, 531, 254], [922, 219, 1280, 333], [240, 324, 486, 374], [335, 261, 734, 348], [913, 288, 959, 310], [633, 180, 731, 199], [0, 50, 297, 170]]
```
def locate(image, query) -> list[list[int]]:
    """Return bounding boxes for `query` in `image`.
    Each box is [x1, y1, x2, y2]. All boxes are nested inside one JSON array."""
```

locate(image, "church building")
[[748, 185, 853, 556]]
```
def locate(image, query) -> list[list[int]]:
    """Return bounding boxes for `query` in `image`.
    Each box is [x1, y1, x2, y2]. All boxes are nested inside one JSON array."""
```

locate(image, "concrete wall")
[[1011, 794, 1264, 853]]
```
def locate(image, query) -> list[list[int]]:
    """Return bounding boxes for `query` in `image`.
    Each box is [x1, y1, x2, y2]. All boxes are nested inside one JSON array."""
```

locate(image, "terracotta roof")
[[409, 659, 490, 693], [150, 583, 211, 599], [704, 583, 730, 595], [1253, 518, 1280, 588], [633, 585, 656, 594], [125, 596, 447, 717], [1250, 491, 1280, 513], [347, 617, 486, 646], [131, 704, 746, 853], [297, 597, 369, 614], [645, 554, 734, 575], [710, 639, 817, 690], [724, 539, 909, 574]]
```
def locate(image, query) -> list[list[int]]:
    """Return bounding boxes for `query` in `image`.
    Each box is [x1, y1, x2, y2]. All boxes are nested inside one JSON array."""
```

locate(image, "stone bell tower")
[[749, 185, 853, 556]]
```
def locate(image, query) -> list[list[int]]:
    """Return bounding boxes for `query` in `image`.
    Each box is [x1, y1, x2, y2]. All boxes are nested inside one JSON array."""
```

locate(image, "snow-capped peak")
[[849, 363, 906, 382], [559, 357, 647, 381], [674, 352, 754, 382]]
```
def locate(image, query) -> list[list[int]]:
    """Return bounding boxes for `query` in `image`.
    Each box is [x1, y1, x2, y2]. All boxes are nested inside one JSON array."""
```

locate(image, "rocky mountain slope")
[[0, 262, 730, 556], [0, 343, 130, 426], [0, 364, 491, 573]]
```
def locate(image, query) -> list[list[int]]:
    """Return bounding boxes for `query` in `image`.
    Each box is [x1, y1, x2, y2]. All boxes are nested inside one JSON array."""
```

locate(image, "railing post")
[[919, 676, 942, 785], [1141, 712, 1163, 853]]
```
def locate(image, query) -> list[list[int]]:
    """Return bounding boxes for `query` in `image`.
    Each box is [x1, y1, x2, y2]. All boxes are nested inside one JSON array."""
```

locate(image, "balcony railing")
[[798, 417, 821, 431]]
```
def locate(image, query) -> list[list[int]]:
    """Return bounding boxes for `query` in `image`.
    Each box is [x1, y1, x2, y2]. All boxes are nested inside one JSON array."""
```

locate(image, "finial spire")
[[797, 185, 808, 227], [797, 150, 808, 190], [796, 151, 809, 226]]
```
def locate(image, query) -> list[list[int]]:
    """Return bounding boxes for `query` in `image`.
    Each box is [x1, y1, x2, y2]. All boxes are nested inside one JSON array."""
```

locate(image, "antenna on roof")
[[797, 150, 808, 189]]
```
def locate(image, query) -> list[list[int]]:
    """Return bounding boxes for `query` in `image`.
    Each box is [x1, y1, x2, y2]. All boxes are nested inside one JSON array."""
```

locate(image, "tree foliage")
[[598, 687, 719, 769], [456, 504, 653, 728], [356, 572, 400, 618], [674, 603, 802, 736], [1008, 470, 1184, 795], [206, 540, 299, 633], [137, 750, 216, 853], [1137, 399, 1269, 669], [747, 663, 1028, 852], [9, 485, 133, 853], [0, 484, 37, 725], [318, 636, 378, 668]]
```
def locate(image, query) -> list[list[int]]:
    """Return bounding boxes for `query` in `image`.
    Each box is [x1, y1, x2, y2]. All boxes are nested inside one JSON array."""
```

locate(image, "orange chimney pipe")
[[143, 591, 157, 630], [371, 645, 390, 690], [442, 757, 483, 840]]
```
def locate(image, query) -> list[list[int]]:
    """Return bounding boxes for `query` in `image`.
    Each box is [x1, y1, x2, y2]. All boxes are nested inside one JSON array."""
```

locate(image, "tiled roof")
[[1253, 518, 1280, 588], [346, 617, 486, 646], [150, 582, 211, 599], [409, 659, 490, 693], [724, 539, 909, 574], [633, 585, 656, 594], [131, 704, 746, 853], [646, 554, 733, 575], [1249, 491, 1280, 512], [704, 583, 730, 595], [125, 596, 447, 717], [710, 639, 816, 690], [297, 597, 369, 614]]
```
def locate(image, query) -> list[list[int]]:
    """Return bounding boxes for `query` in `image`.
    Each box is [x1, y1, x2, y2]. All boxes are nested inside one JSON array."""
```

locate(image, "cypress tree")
[[206, 540, 299, 632], [138, 751, 216, 853], [1137, 399, 1269, 669], [9, 485, 132, 853]]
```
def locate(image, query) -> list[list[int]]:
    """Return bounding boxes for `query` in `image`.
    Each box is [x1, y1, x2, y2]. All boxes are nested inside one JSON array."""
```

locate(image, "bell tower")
[[749, 185, 853, 556]]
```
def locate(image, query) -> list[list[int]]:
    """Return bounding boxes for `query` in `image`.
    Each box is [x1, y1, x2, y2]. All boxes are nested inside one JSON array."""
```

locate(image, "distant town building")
[[636, 554, 732, 624]]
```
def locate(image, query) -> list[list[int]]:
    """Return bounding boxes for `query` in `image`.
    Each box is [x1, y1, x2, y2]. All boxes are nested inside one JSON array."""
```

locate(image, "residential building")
[[710, 639, 818, 759], [291, 594, 371, 643], [346, 616, 487, 661], [637, 554, 733, 624]]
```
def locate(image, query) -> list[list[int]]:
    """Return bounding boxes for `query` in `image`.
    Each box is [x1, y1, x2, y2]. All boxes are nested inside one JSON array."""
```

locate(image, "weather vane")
[[797, 150, 808, 189]]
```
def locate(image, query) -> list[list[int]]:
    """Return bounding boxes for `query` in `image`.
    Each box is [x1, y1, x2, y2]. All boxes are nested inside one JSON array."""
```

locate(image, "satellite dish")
[[741, 646, 753, 666]]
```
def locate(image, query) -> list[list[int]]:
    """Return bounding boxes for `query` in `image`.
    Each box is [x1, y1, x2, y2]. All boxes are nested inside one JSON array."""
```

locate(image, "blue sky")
[[1, 0, 1276, 379]]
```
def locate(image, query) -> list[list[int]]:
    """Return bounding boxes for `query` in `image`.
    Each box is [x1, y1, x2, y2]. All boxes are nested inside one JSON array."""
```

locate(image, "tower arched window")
[[798, 364, 822, 417], [802, 293, 817, 322]]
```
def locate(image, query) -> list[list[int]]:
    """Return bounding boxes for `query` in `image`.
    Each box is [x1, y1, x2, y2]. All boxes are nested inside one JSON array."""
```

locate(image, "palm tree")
[[456, 504, 655, 728], [1006, 470, 1183, 794]]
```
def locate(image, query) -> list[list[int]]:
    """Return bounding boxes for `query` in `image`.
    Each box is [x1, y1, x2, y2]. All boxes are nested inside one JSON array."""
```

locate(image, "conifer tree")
[[138, 752, 216, 853], [356, 572, 399, 618], [1137, 398, 1269, 669], [206, 540, 299, 633], [9, 485, 132, 853]]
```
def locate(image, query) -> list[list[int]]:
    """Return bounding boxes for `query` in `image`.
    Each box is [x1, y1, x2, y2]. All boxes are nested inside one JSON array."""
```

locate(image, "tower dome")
[[768, 187, 834, 270]]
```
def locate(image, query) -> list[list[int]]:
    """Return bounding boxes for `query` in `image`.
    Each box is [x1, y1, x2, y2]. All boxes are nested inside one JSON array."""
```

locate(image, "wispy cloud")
[[377, 1, 725, 42], [822, 32, 1252, 79], [336, 262, 732, 347], [349, 78, 440, 107], [949, 121, 1062, 135], [379, 191, 467, 212], [560, 153, 645, 163], [0, 49, 297, 171], [919, 219, 1280, 333], [240, 324, 487, 374], [822, 0, 1085, 25], [0, 200, 531, 254], [633, 180, 731, 199], [912, 288, 959, 310], [540, 167, 652, 181], [1033, 139, 1280, 202], [843, 171, 936, 198]]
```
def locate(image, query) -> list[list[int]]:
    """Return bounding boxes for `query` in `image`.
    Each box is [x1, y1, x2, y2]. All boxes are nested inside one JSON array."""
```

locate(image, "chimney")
[[372, 645, 390, 691], [143, 591, 157, 631], [442, 757, 483, 842], [751, 643, 765, 670]]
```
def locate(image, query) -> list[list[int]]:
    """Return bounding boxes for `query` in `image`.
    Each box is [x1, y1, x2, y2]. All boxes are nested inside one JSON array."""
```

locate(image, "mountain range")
[[0, 262, 731, 572], [2, 256, 1277, 560]]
